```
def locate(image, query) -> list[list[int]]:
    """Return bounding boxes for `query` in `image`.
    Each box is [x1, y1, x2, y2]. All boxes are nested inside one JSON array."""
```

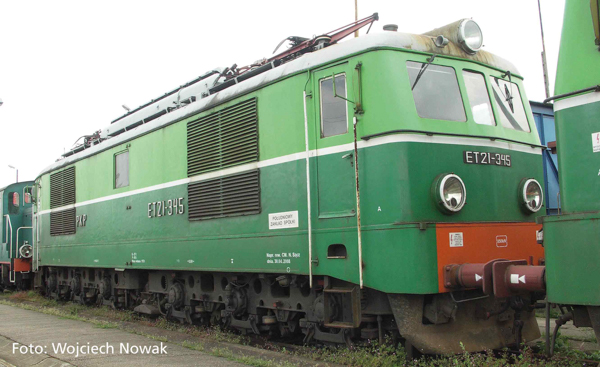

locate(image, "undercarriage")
[[37, 266, 540, 354]]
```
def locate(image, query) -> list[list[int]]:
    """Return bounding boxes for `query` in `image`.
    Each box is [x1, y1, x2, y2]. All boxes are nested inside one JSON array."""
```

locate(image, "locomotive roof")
[[38, 31, 521, 178], [0, 181, 35, 193]]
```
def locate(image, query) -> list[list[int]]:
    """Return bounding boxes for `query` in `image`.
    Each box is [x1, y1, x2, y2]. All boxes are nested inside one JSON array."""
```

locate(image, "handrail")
[[11, 226, 33, 283], [302, 88, 314, 288], [361, 129, 546, 149], [4, 215, 13, 283], [543, 85, 600, 104], [3, 214, 10, 244], [16, 227, 32, 255]]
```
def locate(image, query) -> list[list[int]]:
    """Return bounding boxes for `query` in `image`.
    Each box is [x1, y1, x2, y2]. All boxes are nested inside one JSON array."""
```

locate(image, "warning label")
[[449, 232, 464, 247], [593, 132, 600, 153], [268, 211, 299, 230]]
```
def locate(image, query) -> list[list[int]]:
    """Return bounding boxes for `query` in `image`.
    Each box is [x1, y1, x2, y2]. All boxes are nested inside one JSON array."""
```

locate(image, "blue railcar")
[[531, 101, 559, 215]]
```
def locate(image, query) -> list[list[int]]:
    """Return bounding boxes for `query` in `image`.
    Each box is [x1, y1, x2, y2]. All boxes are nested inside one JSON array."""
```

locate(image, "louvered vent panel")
[[50, 166, 76, 236], [187, 98, 258, 176], [50, 167, 76, 209], [188, 170, 260, 220], [50, 208, 76, 236], [50, 171, 63, 209]]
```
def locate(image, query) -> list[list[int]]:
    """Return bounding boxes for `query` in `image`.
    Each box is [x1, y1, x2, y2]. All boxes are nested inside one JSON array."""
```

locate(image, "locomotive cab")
[[303, 21, 547, 352]]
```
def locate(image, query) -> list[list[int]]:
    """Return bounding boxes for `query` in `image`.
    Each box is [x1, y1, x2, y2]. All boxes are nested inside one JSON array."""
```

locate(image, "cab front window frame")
[[461, 69, 497, 127]]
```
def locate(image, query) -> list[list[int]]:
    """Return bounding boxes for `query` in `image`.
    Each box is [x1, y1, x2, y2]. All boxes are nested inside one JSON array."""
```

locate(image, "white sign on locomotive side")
[[268, 211, 299, 230], [593, 132, 600, 153]]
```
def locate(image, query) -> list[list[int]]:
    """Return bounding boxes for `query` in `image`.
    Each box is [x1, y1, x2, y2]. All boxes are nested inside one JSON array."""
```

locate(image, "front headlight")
[[458, 19, 483, 54], [519, 178, 543, 213], [433, 173, 466, 214]]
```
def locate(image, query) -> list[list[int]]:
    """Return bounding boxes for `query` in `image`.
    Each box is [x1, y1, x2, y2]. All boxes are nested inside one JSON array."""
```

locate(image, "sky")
[[0, 0, 565, 188]]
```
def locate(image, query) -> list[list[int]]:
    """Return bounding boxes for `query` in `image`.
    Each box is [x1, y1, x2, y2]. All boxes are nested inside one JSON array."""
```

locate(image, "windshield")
[[463, 71, 495, 126], [489, 77, 530, 132], [406, 61, 466, 122]]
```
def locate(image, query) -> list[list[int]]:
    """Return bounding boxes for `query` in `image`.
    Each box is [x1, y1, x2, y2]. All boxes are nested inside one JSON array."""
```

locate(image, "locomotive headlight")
[[458, 19, 483, 54], [432, 173, 466, 214], [519, 178, 543, 213]]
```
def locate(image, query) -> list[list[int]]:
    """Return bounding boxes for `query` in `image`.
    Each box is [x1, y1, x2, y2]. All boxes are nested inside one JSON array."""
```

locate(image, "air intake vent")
[[50, 167, 76, 236], [50, 167, 76, 209], [187, 98, 258, 176], [188, 170, 260, 220], [50, 208, 76, 236]]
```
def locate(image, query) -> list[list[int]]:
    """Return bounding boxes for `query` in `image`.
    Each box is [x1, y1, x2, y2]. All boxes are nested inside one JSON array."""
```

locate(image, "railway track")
[[5, 291, 600, 366]]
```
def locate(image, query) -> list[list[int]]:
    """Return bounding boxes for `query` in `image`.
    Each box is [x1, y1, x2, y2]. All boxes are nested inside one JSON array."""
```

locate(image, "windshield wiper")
[[500, 71, 515, 113], [411, 55, 437, 91]]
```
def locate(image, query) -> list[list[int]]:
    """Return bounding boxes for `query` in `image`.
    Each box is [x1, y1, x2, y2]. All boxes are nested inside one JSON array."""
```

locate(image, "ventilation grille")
[[187, 98, 258, 176], [188, 170, 260, 220], [50, 167, 76, 209], [50, 208, 76, 236]]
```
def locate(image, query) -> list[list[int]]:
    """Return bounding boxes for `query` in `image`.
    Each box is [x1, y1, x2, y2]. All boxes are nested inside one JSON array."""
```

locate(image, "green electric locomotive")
[[541, 0, 600, 348], [33, 15, 547, 354], [0, 181, 35, 290]]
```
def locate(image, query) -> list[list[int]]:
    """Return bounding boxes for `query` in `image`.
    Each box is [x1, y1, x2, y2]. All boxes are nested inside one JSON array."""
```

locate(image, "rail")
[[543, 85, 600, 103], [361, 129, 546, 149], [302, 89, 314, 288], [15, 226, 33, 279], [4, 215, 13, 283]]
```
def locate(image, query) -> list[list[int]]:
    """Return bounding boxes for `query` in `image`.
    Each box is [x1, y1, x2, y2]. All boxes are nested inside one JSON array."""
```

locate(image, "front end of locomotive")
[[344, 19, 548, 354], [0, 181, 35, 290]]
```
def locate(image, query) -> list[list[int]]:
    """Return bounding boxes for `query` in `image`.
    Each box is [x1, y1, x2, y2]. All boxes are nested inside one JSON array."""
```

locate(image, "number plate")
[[463, 151, 511, 167]]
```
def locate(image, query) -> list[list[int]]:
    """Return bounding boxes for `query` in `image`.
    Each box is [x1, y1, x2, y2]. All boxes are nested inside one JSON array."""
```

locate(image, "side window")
[[406, 61, 466, 122], [24, 187, 32, 204], [115, 151, 129, 189], [489, 77, 530, 132], [320, 74, 348, 138], [8, 192, 19, 214], [462, 71, 495, 126]]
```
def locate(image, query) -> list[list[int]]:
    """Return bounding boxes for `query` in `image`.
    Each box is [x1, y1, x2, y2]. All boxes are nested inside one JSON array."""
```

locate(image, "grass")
[[536, 304, 567, 319], [2, 291, 600, 366]]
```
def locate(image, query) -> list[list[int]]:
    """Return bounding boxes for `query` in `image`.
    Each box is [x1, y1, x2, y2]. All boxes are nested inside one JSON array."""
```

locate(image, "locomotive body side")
[[543, 0, 600, 308], [34, 31, 546, 353]]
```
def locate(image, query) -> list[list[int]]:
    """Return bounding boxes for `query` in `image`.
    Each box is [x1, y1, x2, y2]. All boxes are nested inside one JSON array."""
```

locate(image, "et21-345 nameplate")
[[463, 151, 511, 167], [148, 198, 185, 218]]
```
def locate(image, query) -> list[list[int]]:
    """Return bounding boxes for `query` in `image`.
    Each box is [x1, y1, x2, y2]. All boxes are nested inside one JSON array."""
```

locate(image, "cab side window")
[[406, 61, 466, 122], [115, 151, 129, 189], [320, 74, 348, 138], [8, 192, 19, 214]]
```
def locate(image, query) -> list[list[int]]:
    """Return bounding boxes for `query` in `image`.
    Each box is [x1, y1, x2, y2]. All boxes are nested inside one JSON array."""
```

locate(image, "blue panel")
[[530, 102, 559, 214], [543, 115, 556, 144]]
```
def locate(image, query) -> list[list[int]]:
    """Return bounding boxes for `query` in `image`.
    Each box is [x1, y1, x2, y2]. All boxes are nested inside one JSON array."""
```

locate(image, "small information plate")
[[269, 211, 299, 230], [449, 232, 464, 247]]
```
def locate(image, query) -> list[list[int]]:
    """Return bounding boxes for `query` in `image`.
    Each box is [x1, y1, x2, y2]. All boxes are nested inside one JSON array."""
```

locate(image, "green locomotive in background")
[[541, 0, 600, 346], [32, 15, 548, 354], [0, 181, 34, 290]]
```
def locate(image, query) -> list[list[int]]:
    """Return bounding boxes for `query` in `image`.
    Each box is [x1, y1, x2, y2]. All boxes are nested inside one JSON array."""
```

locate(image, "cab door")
[[312, 65, 356, 218]]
